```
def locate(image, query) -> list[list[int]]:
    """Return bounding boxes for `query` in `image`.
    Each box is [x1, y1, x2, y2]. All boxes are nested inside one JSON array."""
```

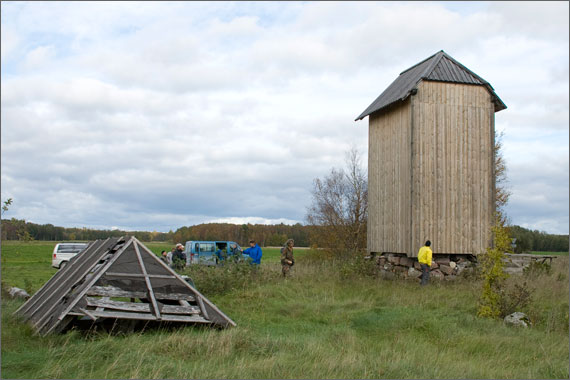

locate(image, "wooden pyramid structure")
[[15, 236, 236, 335]]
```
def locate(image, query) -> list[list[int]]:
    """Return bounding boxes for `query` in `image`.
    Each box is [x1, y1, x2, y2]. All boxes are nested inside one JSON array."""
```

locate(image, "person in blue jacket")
[[243, 239, 262, 265]]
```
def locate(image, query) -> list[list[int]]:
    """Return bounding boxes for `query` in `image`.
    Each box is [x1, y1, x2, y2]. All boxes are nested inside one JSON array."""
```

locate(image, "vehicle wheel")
[[59, 261, 67, 270]]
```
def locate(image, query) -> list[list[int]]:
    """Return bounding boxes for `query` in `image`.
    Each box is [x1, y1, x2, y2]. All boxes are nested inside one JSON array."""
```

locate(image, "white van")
[[52, 243, 88, 269]]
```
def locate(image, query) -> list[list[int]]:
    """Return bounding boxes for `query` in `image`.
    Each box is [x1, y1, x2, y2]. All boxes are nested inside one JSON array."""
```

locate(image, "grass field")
[[0, 241, 306, 292], [1, 240, 569, 379]]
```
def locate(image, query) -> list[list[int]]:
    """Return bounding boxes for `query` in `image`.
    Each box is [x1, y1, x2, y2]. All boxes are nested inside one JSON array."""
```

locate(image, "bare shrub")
[[498, 280, 534, 318], [306, 147, 367, 259]]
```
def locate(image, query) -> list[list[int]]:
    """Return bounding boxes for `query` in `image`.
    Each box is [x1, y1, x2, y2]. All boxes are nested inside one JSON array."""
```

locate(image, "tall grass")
[[1, 244, 568, 379]]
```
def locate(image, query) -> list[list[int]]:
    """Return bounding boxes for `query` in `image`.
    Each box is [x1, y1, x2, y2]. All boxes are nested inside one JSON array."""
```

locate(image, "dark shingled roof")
[[355, 50, 507, 121]]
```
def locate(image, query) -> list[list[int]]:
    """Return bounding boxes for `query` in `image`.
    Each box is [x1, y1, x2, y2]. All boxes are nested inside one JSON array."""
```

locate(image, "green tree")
[[477, 215, 511, 318]]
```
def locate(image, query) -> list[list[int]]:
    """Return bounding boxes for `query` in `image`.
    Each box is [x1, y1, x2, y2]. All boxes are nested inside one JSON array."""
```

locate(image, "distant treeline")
[[0, 218, 172, 242], [510, 225, 569, 253], [0, 219, 315, 247], [1, 218, 567, 252], [171, 223, 314, 247]]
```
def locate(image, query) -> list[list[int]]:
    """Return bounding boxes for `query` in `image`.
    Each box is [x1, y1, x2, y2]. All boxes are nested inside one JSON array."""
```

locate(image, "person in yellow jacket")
[[417, 240, 432, 286]]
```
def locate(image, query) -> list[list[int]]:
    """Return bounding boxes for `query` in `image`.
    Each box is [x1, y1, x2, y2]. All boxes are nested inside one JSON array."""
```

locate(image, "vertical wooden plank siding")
[[485, 98, 492, 244], [409, 80, 494, 256], [368, 100, 411, 254]]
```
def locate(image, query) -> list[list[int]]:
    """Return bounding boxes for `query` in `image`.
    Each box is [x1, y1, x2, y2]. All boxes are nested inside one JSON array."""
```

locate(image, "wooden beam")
[[85, 297, 200, 315], [86, 286, 195, 302], [196, 295, 209, 320], [104, 272, 177, 279], [78, 308, 98, 321], [79, 309, 211, 323], [133, 242, 161, 320], [96, 297, 110, 312]]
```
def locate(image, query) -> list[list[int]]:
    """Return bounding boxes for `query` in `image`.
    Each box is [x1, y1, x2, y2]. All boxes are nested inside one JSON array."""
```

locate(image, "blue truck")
[[183, 240, 244, 266]]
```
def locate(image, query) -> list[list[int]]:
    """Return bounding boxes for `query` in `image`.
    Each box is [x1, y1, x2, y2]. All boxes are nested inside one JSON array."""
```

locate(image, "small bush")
[[527, 302, 570, 334], [171, 257, 186, 271], [338, 254, 377, 280], [296, 246, 333, 264], [180, 260, 274, 297], [498, 280, 533, 318]]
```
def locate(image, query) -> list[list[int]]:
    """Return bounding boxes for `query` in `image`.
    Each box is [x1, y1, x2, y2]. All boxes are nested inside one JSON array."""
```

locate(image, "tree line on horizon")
[[509, 225, 568, 253], [0, 218, 566, 253], [0, 218, 315, 247]]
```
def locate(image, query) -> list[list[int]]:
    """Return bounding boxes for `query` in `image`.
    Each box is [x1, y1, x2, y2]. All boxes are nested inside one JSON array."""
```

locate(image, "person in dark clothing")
[[280, 239, 295, 277], [229, 243, 242, 256], [229, 243, 244, 263], [171, 243, 187, 270]]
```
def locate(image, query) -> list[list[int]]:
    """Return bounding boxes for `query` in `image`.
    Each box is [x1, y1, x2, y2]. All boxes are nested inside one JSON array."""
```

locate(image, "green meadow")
[[1, 240, 568, 379]]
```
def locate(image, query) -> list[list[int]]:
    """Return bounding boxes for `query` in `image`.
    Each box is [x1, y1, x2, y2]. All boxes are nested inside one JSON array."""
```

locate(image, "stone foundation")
[[371, 252, 556, 280], [502, 253, 556, 275], [374, 253, 477, 281]]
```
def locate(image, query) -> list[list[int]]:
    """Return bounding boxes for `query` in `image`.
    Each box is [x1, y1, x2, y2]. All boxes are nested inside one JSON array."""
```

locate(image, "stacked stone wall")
[[372, 253, 555, 280], [502, 253, 555, 275], [374, 253, 477, 281]]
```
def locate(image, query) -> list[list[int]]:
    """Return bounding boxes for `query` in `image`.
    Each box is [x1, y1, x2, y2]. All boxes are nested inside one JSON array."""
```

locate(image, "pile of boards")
[[15, 236, 235, 335]]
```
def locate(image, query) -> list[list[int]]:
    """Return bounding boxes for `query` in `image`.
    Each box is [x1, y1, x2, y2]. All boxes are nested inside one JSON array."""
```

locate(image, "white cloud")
[[23, 45, 55, 70], [488, 1, 569, 41], [0, 25, 20, 63]]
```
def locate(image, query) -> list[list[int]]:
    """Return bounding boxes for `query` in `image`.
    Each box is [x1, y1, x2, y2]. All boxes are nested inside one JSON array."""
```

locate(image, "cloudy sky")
[[1, 1, 568, 234]]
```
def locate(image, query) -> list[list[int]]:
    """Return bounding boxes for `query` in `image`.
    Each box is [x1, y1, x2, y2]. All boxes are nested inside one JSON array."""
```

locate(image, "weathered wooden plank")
[[80, 309, 210, 323], [85, 297, 201, 315], [196, 295, 209, 320], [96, 297, 110, 312], [79, 308, 98, 321], [86, 286, 195, 301]]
